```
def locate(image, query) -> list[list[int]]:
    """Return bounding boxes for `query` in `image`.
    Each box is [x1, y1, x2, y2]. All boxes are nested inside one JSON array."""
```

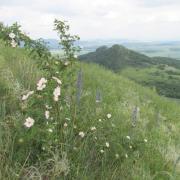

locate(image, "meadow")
[[0, 21, 180, 179]]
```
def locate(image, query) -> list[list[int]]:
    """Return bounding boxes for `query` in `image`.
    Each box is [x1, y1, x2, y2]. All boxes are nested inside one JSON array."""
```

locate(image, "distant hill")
[[79, 44, 180, 70], [79, 45, 180, 99], [79, 44, 154, 71]]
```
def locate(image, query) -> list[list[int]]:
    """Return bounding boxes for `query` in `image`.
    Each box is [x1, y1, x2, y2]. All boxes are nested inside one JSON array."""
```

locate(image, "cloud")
[[0, 0, 180, 40]]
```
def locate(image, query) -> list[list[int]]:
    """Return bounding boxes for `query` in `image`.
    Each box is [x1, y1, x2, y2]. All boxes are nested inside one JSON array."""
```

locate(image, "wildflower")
[[65, 117, 71, 121], [125, 154, 128, 158], [74, 54, 78, 58], [105, 142, 110, 148], [45, 105, 52, 109], [98, 119, 102, 122], [52, 76, 62, 85], [126, 136, 131, 140], [11, 39, 17, 48], [115, 154, 119, 159], [37, 78, 47, 91], [48, 128, 53, 133], [64, 122, 68, 127], [111, 123, 115, 127], [42, 147, 45, 150], [9, 32, 15, 39], [144, 139, 148, 143], [24, 117, 35, 128], [64, 61, 69, 66], [79, 131, 85, 138], [90, 126, 96, 131], [53, 86, 61, 101], [18, 138, 24, 143], [129, 145, 132, 149], [107, 114, 112, 119], [45, 111, 50, 119], [22, 91, 34, 101], [100, 150, 104, 153]]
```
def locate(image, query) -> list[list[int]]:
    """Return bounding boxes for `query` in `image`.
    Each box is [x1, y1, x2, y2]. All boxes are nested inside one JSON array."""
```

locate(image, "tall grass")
[[0, 44, 180, 179]]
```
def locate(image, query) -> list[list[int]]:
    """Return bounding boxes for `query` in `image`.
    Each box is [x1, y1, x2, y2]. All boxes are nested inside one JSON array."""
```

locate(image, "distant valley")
[[46, 39, 180, 60]]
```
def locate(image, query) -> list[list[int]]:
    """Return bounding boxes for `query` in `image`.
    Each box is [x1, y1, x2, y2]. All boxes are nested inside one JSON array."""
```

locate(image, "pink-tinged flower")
[[90, 126, 96, 131], [9, 32, 15, 39], [45, 110, 50, 119], [79, 131, 85, 138], [22, 91, 34, 101], [53, 86, 61, 101], [24, 117, 35, 128], [11, 39, 17, 48], [37, 78, 47, 91], [52, 77, 62, 85]]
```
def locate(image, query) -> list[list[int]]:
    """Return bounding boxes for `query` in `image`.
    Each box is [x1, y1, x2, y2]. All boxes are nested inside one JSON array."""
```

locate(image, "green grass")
[[120, 66, 180, 99], [0, 44, 180, 179]]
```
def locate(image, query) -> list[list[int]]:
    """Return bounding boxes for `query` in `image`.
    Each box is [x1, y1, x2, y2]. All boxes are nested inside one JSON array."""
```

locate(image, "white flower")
[[45, 111, 50, 119], [9, 32, 15, 39], [115, 154, 119, 159], [24, 117, 35, 128], [74, 54, 78, 58], [98, 119, 102, 122], [48, 128, 53, 133], [64, 122, 68, 127], [90, 126, 96, 131], [52, 77, 62, 85], [53, 86, 61, 101], [45, 105, 52, 109], [126, 136, 131, 140], [129, 145, 132, 149], [22, 91, 34, 101], [125, 154, 128, 158], [105, 142, 110, 148], [144, 139, 148, 143], [107, 114, 112, 119], [100, 150, 104, 153], [79, 131, 85, 138], [37, 78, 47, 91], [11, 39, 17, 48], [64, 61, 69, 66]]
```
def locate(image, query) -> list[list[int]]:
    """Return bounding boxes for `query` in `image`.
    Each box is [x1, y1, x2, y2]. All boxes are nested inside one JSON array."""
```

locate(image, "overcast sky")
[[1, 0, 180, 41]]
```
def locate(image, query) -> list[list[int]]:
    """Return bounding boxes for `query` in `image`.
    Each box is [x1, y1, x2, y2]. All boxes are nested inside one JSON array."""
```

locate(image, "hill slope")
[[0, 44, 180, 179]]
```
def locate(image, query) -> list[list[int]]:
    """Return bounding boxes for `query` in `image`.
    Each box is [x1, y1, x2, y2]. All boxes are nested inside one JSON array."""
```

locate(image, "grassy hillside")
[[0, 44, 180, 179], [120, 65, 180, 99]]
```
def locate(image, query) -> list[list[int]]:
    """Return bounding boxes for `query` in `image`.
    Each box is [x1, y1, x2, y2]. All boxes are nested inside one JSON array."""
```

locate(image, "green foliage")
[[0, 22, 180, 179], [0, 22, 32, 47], [54, 19, 81, 61], [120, 66, 180, 99]]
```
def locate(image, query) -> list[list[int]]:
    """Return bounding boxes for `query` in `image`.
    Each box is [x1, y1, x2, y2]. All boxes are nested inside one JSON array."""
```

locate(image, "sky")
[[1, 0, 180, 41]]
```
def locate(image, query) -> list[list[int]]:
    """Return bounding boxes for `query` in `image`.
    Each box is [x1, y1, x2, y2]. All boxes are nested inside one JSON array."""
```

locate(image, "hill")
[[79, 45, 180, 99], [79, 44, 154, 71], [0, 43, 180, 179]]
